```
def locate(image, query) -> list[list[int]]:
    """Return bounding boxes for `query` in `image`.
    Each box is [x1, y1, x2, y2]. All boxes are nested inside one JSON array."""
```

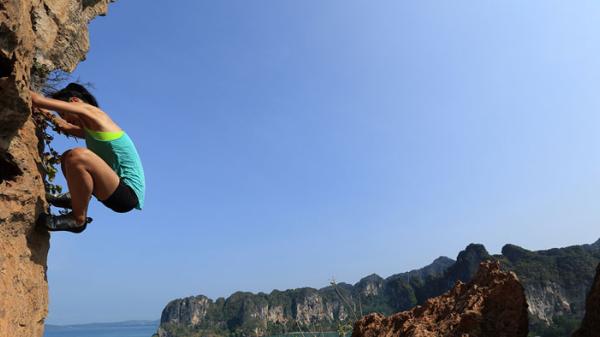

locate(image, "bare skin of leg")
[[61, 147, 120, 225]]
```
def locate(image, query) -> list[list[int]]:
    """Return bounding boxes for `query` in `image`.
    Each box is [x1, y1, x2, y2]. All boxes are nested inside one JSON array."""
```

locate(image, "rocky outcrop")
[[0, 1, 112, 336], [572, 263, 600, 337], [351, 261, 528, 337], [160, 296, 214, 327]]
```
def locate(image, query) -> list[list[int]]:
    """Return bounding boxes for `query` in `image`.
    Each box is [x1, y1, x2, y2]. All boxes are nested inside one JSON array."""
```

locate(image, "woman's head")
[[51, 83, 99, 107]]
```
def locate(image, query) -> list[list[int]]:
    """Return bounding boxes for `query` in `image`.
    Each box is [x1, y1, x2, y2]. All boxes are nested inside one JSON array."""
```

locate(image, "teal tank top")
[[84, 128, 145, 210]]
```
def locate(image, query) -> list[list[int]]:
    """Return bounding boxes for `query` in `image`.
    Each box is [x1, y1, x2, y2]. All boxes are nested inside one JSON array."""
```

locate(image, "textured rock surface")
[[572, 263, 600, 337], [498, 241, 600, 331], [351, 261, 529, 337], [157, 289, 352, 337], [0, 1, 112, 336]]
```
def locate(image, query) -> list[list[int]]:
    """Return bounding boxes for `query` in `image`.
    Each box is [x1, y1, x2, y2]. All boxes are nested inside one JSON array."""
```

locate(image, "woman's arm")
[[36, 108, 85, 138], [31, 91, 95, 118]]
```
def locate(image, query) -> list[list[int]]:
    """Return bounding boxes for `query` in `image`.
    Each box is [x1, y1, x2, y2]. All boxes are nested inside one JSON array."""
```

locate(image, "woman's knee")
[[62, 147, 91, 164]]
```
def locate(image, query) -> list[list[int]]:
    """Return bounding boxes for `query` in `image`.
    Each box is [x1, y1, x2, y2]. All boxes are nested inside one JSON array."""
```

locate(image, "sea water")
[[44, 324, 343, 337], [44, 321, 159, 337]]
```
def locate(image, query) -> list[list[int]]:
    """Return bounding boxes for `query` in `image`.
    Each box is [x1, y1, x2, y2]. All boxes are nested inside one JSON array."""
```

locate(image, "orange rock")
[[351, 261, 528, 337]]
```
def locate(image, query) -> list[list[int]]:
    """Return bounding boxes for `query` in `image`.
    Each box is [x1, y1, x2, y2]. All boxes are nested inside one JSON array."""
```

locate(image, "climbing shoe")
[[46, 192, 72, 209], [38, 213, 92, 233]]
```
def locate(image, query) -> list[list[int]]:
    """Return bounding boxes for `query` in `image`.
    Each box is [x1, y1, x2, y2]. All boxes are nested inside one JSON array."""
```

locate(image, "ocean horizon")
[[44, 320, 159, 337], [44, 321, 346, 337]]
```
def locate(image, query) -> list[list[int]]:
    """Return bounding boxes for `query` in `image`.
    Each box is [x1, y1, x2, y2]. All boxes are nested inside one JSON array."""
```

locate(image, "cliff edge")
[[0, 1, 112, 336]]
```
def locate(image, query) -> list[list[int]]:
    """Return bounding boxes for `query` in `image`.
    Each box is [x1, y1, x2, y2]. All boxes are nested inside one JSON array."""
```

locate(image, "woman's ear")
[[69, 97, 82, 103]]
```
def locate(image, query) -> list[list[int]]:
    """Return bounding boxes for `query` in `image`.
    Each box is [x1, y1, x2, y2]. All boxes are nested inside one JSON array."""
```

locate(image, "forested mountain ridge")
[[157, 239, 600, 337]]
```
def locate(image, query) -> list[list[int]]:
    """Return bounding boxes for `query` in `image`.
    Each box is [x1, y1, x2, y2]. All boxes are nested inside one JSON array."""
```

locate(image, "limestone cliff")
[[158, 285, 354, 337], [351, 261, 529, 337], [0, 1, 112, 336], [498, 240, 600, 332], [157, 240, 600, 337], [156, 257, 456, 337]]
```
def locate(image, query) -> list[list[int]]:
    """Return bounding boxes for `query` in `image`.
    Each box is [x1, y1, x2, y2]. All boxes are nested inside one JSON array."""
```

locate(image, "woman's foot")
[[46, 192, 72, 209], [38, 212, 92, 233]]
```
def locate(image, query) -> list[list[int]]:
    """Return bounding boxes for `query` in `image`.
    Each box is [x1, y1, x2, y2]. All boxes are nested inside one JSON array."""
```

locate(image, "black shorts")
[[100, 180, 138, 213]]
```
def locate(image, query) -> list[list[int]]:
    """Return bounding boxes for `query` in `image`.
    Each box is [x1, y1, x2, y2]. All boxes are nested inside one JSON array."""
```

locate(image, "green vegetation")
[[499, 244, 600, 289], [30, 65, 92, 196]]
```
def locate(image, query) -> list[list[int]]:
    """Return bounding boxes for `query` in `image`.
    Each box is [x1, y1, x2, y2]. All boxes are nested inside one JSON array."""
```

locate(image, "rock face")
[[572, 263, 600, 337], [351, 261, 529, 337], [158, 288, 353, 337], [0, 1, 112, 336], [499, 241, 600, 332]]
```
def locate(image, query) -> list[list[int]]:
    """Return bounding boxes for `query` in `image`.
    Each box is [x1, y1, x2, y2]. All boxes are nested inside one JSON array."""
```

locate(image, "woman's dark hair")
[[51, 83, 99, 107]]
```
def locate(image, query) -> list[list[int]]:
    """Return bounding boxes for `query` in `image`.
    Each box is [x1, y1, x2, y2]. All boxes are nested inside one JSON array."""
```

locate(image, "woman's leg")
[[61, 147, 120, 224]]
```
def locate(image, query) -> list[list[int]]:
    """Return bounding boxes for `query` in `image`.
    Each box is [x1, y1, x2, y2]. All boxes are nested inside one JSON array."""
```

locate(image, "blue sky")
[[46, 0, 600, 324]]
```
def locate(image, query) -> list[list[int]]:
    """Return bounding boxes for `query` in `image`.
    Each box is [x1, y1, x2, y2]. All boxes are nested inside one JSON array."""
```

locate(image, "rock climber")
[[31, 83, 145, 233]]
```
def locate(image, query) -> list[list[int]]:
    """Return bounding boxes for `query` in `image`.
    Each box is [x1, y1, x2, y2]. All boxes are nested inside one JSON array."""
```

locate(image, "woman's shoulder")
[[83, 107, 123, 132], [85, 104, 108, 117]]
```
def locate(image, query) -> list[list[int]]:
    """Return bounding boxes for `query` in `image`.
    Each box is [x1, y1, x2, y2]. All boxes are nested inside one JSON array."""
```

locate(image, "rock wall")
[[157, 289, 352, 337], [498, 241, 600, 330], [351, 261, 529, 337], [0, 1, 112, 336], [572, 263, 600, 337]]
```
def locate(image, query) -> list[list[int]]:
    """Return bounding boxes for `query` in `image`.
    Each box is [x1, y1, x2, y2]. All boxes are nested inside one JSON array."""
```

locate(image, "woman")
[[32, 83, 145, 233]]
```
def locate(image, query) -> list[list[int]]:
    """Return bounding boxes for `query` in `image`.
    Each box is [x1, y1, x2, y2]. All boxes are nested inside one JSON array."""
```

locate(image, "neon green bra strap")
[[85, 128, 125, 141]]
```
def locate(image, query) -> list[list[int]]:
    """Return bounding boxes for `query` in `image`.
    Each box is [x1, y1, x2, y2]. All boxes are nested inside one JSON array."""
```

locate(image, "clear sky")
[[46, 0, 600, 324]]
